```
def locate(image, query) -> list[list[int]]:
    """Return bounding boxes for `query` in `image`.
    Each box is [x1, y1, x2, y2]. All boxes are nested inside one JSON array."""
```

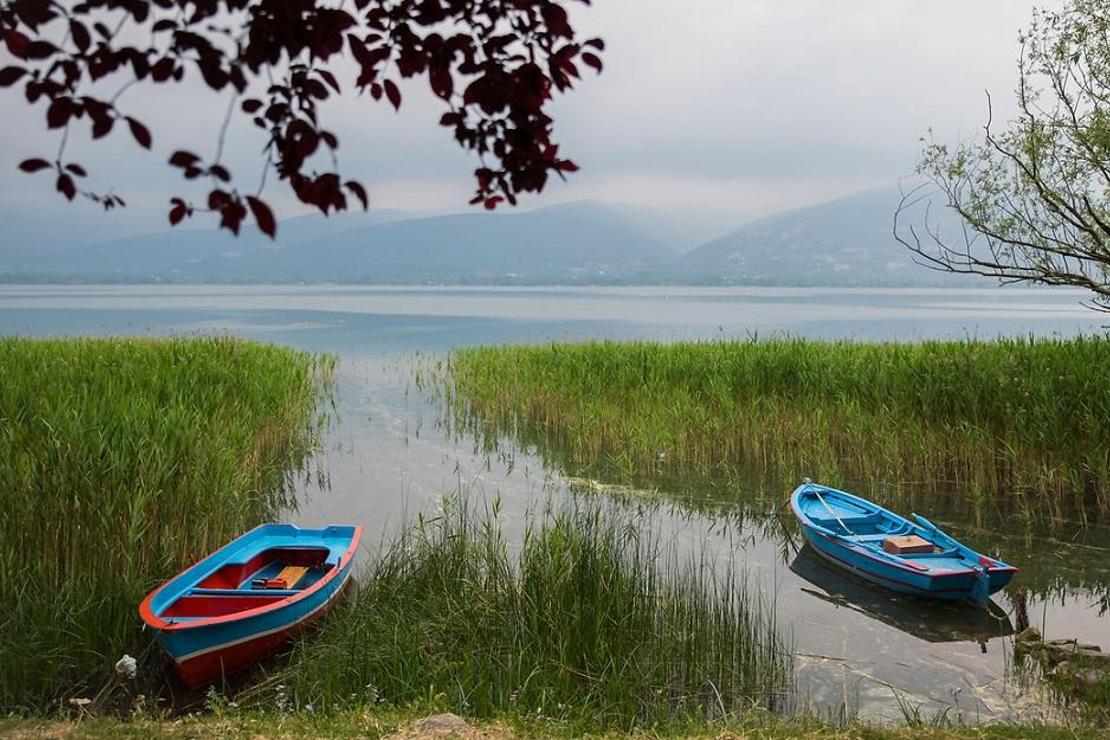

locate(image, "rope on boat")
[[810, 485, 857, 538]]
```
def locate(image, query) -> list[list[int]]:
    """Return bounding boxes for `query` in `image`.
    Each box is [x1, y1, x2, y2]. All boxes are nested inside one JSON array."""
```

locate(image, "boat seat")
[[190, 587, 302, 597], [855, 533, 897, 542], [815, 511, 882, 525], [272, 565, 309, 589]]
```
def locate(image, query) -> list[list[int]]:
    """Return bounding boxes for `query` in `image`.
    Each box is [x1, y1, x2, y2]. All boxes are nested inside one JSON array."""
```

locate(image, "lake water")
[[3, 284, 1108, 724]]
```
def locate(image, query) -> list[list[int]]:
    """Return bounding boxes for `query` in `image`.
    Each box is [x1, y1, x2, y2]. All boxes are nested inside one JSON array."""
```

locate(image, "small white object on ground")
[[115, 654, 137, 679]]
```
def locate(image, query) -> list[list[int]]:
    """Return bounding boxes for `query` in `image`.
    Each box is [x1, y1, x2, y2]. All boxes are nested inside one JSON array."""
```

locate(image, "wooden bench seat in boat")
[[270, 565, 309, 589]]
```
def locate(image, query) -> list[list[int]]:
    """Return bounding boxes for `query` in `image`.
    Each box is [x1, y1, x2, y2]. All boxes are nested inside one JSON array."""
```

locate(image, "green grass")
[[0, 336, 334, 712], [4, 710, 1107, 739], [267, 495, 789, 730], [445, 337, 1110, 520]]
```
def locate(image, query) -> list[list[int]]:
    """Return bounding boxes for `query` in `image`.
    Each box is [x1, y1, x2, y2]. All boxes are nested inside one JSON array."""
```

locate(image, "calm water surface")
[[3, 284, 1108, 724]]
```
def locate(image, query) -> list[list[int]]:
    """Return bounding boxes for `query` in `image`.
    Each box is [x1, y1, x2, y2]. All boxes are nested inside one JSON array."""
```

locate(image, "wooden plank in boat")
[[883, 535, 933, 555], [270, 565, 309, 589]]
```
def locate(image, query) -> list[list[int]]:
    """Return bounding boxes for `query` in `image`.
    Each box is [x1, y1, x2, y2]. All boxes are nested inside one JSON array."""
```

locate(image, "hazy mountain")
[[0, 206, 410, 279], [555, 201, 742, 253], [1, 189, 983, 286], [5, 201, 674, 283], [677, 187, 978, 286], [0, 201, 162, 267]]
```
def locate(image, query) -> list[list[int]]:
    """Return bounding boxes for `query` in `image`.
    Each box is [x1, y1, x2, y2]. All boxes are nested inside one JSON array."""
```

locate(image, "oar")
[[810, 485, 856, 538]]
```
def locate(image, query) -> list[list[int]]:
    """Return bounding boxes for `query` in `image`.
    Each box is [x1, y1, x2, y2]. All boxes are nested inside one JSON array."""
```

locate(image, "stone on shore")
[[411, 713, 472, 735]]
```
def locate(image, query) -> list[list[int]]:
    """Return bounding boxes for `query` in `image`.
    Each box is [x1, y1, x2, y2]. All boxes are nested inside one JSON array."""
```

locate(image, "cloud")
[[0, 0, 1057, 230]]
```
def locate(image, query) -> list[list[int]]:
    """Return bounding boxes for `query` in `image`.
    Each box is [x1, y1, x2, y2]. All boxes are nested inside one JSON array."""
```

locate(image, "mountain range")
[[0, 187, 977, 286]]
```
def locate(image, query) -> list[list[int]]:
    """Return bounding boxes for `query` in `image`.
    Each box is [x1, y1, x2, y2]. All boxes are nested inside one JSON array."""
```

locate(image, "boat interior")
[[802, 491, 974, 568], [161, 547, 335, 620]]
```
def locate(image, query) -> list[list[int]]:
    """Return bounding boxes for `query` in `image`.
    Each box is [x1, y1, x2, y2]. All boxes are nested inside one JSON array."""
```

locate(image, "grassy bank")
[[5, 711, 1107, 739], [266, 496, 788, 730], [446, 337, 1110, 519], [0, 337, 334, 712]]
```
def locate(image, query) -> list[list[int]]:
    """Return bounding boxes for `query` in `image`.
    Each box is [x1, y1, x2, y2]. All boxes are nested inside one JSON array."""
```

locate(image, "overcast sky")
[[0, 0, 1057, 233]]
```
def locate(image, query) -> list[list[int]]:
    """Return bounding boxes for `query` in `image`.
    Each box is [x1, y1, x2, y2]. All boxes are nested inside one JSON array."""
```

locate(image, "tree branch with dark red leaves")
[[0, 0, 603, 237]]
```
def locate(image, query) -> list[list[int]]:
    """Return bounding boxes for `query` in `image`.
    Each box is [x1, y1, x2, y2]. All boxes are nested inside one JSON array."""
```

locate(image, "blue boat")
[[789, 545, 1014, 642], [790, 481, 1016, 603], [139, 523, 361, 688]]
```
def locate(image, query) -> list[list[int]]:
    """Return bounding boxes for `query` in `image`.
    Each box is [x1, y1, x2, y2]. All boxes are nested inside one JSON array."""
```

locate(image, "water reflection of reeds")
[[432, 339, 1110, 608], [270, 493, 791, 728]]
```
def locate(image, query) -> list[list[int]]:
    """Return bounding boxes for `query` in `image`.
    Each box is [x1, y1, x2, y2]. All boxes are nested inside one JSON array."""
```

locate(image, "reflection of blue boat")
[[790, 482, 1016, 603], [790, 545, 1014, 642]]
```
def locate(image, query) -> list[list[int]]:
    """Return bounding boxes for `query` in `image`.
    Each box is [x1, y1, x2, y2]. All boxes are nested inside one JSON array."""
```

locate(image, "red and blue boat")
[[790, 481, 1016, 604], [139, 523, 362, 688]]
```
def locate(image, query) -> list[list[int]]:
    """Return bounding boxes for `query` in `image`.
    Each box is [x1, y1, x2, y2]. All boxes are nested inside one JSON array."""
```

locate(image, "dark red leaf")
[[384, 79, 401, 110], [241, 98, 262, 114], [346, 180, 368, 210], [0, 66, 26, 87], [92, 115, 113, 139], [56, 173, 76, 200], [3, 29, 31, 58], [169, 150, 200, 167], [582, 52, 602, 73], [318, 69, 340, 94], [429, 64, 452, 100], [65, 163, 87, 177], [46, 98, 71, 128], [22, 40, 56, 60], [209, 164, 230, 182], [69, 20, 91, 52], [207, 189, 228, 210], [18, 158, 51, 173], [11, 1, 56, 29], [169, 202, 186, 226], [246, 196, 276, 238], [541, 5, 571, 37], [126, 116, 151, 148], [151, 57, 174, 81]]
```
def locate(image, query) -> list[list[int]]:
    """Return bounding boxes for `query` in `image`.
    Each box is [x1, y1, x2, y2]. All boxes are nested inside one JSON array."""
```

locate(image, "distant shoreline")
[[0, 276, 1019, 289]]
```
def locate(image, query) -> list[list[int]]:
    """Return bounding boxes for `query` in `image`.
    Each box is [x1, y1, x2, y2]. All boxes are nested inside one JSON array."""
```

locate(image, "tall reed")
[[276, 495, 789, 729], [0, 337, 334, 711], [445, 337, 1110, 519]]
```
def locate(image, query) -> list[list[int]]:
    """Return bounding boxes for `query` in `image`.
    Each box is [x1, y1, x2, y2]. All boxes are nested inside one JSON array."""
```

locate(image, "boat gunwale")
[[139, 524, 363, 633], [789, 483, 1015, 579]]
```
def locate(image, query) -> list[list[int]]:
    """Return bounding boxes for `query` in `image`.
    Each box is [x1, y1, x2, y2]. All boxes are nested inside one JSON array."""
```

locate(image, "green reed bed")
[[273, 496, 788, 730], [0, 337, 334, 711], [446, 337, 1110, 518]]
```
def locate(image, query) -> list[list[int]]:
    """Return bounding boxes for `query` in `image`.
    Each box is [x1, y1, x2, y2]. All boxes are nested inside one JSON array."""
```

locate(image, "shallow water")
[[3, 284, 1108, 723]]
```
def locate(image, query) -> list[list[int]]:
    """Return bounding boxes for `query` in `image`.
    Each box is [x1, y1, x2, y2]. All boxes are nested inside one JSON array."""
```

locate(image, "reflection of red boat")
[[790, 545, 1014, 643], [139, 524, 361, 688], [792, 482, 1016, 603]]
